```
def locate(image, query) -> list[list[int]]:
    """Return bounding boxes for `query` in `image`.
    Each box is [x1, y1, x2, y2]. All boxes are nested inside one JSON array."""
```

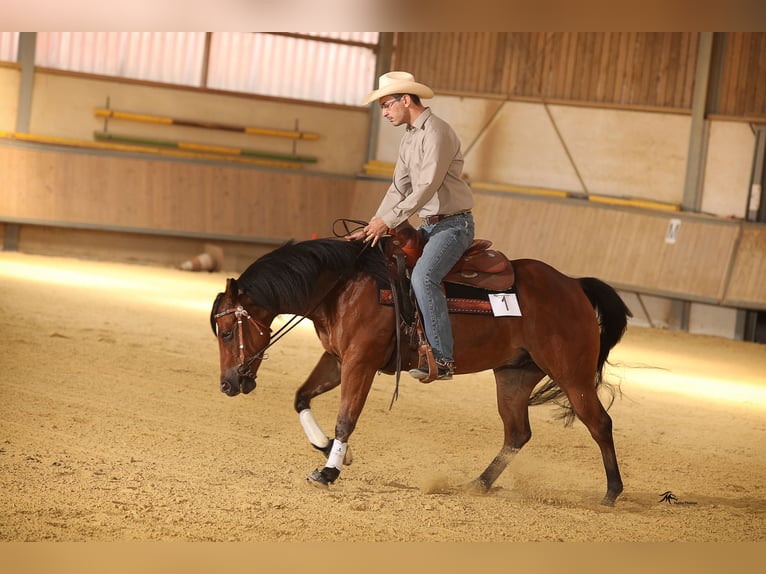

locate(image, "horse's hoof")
[[307, 469, 330, 490], [600, 493, 619, 506], [306, 467, 340, 489], [600, 486, 622, 506], [461, 479, 490, 495]]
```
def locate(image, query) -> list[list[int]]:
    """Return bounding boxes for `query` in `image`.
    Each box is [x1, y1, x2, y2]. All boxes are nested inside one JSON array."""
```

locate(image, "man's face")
[[379, 95, 406, 126]]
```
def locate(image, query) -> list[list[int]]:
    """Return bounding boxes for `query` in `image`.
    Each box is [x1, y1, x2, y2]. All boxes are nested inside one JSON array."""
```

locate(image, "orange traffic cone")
[[178, 244, 223, 272]]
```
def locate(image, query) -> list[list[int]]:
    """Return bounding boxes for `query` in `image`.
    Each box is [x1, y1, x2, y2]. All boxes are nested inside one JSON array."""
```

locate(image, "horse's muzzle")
[[220, 376, 256, 397]]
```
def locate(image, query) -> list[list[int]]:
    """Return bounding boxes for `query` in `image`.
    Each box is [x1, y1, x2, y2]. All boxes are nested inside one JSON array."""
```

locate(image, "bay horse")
[[210, 235, 632, 506]]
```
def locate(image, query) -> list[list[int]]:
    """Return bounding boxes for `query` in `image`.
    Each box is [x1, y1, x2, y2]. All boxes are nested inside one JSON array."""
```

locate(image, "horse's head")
[[210, 278, 272, 397]]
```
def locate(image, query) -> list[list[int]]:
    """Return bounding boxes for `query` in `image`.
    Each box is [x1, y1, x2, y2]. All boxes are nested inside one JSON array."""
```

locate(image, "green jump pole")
[[93, 132, 318, 164], [94, 109, 320, 141]]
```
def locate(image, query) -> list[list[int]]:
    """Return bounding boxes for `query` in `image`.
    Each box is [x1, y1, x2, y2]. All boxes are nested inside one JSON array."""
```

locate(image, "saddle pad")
[[378, 289, 493, 315]]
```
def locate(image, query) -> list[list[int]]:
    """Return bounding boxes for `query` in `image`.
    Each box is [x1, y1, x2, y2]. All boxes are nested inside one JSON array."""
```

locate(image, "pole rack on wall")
[[363, 160, 681, 211], [94, 108, 320, 141], [0, 131, 306, 170], [93, 131, 317, 164]]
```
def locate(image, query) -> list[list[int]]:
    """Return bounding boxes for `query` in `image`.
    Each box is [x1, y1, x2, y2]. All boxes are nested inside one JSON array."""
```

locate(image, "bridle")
[[213, 304, 311, 380], [213, 305, 271, 379], [214, 223, 375, 388]]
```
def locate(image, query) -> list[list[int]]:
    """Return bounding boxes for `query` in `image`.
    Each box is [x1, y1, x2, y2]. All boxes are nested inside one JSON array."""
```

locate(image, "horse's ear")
[[210, 291, 225, 336], [212, 279, 242, 335]]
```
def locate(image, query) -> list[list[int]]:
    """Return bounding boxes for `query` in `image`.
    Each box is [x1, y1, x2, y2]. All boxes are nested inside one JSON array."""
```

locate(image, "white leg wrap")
[[325, 439, 347, 470], [299, 409, 330, 449]]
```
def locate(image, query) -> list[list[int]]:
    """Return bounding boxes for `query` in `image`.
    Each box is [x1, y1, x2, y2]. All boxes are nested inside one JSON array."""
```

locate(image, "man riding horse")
[[347, 71, 474, 382]]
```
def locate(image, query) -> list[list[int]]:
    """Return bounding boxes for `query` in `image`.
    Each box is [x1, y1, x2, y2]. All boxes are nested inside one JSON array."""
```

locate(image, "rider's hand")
[[345, 229, 367, 241], [363, 218, 388, 247], [346, 218, 388, 247]]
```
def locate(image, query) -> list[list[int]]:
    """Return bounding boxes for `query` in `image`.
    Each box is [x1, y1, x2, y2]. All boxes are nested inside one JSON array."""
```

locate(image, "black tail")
[[579, 277, 632, 374], [529, 277, 632, 425]]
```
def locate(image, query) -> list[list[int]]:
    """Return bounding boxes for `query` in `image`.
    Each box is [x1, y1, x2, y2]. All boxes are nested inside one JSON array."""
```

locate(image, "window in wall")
[[206, 32, 379, 106], [35, 32, 207, 86], [0, 32, 20, 62], [32, 31, 379, 107]]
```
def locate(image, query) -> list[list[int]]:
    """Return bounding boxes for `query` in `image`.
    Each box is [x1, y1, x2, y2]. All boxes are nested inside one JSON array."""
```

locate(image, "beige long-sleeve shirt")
[[374, 108, 474, 229]]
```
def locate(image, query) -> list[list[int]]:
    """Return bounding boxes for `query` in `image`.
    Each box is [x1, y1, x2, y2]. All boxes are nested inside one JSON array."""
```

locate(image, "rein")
[[216, 223, 407, 406], [335, 219, 403, 409], [214, 305, 314, 377], [216, 223, 375, 380]]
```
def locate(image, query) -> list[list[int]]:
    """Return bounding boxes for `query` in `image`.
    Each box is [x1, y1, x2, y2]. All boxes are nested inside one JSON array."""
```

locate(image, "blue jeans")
[[411, 212, 475, 365]]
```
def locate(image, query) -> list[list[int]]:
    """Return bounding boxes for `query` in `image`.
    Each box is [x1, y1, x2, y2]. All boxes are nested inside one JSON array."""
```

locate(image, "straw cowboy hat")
[[362, 71, 434, 105]]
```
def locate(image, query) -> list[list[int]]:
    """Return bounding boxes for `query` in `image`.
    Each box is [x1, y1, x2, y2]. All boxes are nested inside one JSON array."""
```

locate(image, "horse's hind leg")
[[466, 364, 544, 493], [294, 352, 351, 463], [561, 376, 623, 506]]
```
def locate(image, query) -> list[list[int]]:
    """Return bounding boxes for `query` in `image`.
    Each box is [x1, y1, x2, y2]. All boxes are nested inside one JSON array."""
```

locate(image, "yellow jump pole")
[[94, 108, 320, 141], [0, 131, 305, 170], [93, 132, 317, 164]]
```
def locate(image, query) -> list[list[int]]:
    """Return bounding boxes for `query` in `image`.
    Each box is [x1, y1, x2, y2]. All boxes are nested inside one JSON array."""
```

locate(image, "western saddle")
[[381, 221, 515, 385]]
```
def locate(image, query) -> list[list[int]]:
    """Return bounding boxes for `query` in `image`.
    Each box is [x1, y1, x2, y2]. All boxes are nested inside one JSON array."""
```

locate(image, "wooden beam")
[[682, 32, 715, 212]]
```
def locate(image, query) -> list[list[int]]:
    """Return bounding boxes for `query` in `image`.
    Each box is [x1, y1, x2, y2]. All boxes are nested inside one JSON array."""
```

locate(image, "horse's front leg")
[[295, 352, 356, 462], [307, 360, 378, 488]]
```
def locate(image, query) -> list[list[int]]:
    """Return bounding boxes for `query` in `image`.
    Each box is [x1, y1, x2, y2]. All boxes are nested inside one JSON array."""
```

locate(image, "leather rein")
[[213, 305, 313, 381], [213, 222, 386, 394]]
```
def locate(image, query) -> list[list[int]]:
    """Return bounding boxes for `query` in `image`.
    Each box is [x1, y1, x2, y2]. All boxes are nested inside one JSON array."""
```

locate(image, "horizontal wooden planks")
[[395, 32, 699, 110], [472, 192, 742, 303], [0, 145, 356, 242], [2, 144, 763, 308], [724, 224, 766, 309]]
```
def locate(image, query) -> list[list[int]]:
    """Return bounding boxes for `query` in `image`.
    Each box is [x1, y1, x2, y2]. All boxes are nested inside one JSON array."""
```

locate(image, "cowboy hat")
[[362, 71, 434, 105]]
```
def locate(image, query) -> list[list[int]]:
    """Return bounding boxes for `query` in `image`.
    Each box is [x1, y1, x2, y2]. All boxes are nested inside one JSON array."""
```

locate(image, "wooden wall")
[[396, 33, 698, 108], [472, 193, 745, 304], [0, 144, 357, 242], [2, 143, 764, 310], [724, 224, 766, 308], [395, 32, 766, 120], [717, 33, 766, 118], [357, 179, 765, 309], [26, 70, 370, 176], [2, 31, 765, 314], [1, 225, 279, 271]]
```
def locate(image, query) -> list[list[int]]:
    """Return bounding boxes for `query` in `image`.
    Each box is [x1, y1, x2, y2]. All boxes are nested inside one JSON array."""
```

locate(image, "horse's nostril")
[[220, 381, 231, 393]]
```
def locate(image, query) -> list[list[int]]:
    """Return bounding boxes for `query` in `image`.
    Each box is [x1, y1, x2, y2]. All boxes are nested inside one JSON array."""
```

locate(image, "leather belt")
[[423, 210, 472, 226]]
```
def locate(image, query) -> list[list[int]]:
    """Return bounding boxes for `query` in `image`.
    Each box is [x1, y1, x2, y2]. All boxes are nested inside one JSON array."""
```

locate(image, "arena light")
[[606, 363, 766, 410], [0, 256, 141, 290], [0, 254, 317, 333], [0, 254, 215, 314]]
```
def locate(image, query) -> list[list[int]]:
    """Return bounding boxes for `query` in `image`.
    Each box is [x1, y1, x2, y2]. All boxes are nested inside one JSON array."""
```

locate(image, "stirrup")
[[408, 360, 454, 383]]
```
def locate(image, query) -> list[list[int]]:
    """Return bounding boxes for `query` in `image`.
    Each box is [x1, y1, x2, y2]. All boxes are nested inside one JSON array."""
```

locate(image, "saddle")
[[379, 221, 516, 386], [383, 221, 515, 292]]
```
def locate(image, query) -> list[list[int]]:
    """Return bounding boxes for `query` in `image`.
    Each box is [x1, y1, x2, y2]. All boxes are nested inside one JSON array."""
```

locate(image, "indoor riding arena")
[[1, 32, 765, 558]]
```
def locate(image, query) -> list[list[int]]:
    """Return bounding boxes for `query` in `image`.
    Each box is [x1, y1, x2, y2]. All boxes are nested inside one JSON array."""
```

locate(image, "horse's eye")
[[221, 330, 233, 341]]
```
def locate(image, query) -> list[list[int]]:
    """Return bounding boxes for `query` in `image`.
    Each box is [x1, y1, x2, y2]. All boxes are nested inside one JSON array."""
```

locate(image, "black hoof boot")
[[307, 466, 340, 489]]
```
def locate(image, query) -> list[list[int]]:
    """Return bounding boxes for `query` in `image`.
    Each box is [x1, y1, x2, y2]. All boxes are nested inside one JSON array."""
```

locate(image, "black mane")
[[237, 238, 388, 313]]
